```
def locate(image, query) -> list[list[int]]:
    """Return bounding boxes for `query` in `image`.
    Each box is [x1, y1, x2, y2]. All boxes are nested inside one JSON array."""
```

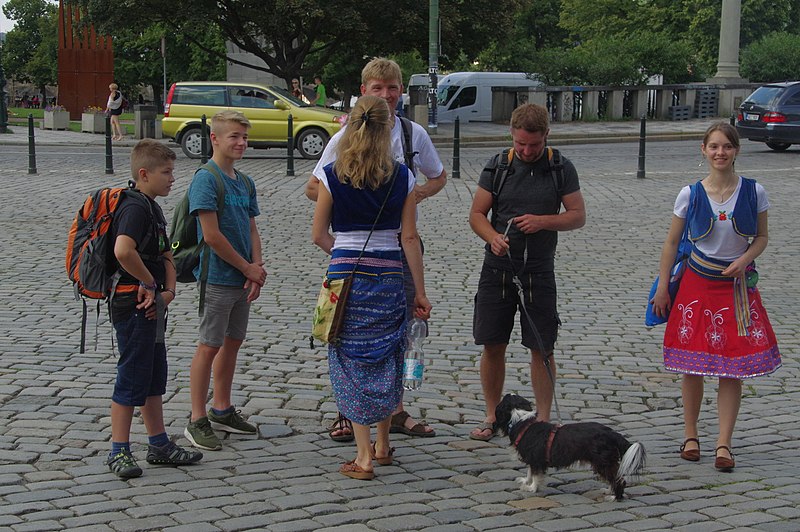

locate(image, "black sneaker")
[[146, 441, 203, 466], [106, 449, 143, 479]]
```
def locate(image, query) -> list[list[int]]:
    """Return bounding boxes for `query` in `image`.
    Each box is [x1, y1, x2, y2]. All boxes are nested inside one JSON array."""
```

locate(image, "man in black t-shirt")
[[106, 139, 202, 479], [468, 104, 586, 440]]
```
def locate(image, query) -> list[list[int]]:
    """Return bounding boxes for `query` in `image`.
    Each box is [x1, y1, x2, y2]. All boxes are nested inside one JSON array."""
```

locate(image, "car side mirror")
[[274, 100, 290, 111]]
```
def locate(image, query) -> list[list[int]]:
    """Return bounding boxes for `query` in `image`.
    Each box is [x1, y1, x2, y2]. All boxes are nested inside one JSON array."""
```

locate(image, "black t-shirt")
[[109, 191, 168, 320], [477, 150, 580, 272]]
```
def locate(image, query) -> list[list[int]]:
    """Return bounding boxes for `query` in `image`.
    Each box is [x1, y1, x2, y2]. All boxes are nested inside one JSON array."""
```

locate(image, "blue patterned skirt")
[[327, 249, 407, 425]]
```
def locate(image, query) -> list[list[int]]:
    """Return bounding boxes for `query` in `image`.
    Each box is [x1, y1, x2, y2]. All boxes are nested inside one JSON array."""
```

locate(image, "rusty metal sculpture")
[[58, 0, 114, 120]]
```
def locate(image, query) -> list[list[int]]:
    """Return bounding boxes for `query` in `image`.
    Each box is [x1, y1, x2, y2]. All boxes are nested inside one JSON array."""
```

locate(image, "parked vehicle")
[[408, 72, 542, 123], [736, 81, 800, 151], [162, 81, 346, 159]]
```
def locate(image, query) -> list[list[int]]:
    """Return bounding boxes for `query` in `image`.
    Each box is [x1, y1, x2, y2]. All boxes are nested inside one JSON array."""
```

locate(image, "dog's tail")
[[617, 442, 646, 483]]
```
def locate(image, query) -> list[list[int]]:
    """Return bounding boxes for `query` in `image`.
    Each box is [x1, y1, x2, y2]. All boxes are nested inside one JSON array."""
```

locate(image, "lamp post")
[[0, 50, 8, 134], [428, 0, 439, 134]]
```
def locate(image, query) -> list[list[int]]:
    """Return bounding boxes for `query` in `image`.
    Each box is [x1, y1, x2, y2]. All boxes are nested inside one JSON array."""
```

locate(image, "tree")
[[741, 32, 800, 83], [111, 24, 225, 109], [1, 0, 58, 103]]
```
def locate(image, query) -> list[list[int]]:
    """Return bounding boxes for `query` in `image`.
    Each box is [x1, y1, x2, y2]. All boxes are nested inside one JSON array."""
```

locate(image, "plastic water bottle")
[[402, 318, 428, 390]]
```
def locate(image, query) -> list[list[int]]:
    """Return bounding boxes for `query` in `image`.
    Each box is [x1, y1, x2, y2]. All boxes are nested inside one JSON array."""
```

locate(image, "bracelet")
[[139, 281, 158, 291], [163, 288, 176, 297]]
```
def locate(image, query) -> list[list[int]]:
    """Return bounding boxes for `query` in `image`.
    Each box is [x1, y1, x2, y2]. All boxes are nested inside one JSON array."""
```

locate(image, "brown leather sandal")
[[328, 413, 354, 442], [389, 411, 435, 437], [715, 446, 735, 472], [370, 441, 395, 465], [339, 460, 374, 480], [680, 437, 700, 461]]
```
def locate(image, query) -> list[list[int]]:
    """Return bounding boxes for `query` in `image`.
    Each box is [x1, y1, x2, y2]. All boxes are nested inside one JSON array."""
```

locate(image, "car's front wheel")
[[766, 141, 791, 151], [180, 127, 212, 159], [296, 128, 329, 159]]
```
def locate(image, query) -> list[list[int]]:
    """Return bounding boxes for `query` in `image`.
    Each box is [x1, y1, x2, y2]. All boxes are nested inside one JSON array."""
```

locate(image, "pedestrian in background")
[[311, 75, 327, 107], [311, 95, 431, 480], [106, 83, 125, 141], [652, 122, 781, 472]]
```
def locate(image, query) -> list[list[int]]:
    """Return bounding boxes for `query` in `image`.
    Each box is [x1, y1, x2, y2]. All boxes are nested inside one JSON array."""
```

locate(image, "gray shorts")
[[198, 284, 251, 347]]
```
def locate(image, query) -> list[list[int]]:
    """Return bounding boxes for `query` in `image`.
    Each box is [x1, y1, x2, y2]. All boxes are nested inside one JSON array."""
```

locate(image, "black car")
[[736, 81, 800, 151]]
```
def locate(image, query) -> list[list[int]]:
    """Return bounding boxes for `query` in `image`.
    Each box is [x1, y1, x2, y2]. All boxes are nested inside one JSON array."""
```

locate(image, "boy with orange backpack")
[[105, 139, 202, 478]]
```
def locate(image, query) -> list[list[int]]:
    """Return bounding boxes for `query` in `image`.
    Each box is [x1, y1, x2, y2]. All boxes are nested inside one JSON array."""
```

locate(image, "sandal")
[[370, 441, 395, 466], [680, 437, 700, 462], [328, 413, 354, 442], [469, 421, 496, 441], [389, 411, 435, 437], [715, 446, 735, 472], [339, 460, 374, 480]]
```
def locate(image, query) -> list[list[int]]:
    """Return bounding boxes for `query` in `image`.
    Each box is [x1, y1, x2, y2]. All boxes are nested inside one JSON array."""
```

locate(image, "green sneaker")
[[146, 441, 203, 466], [207, 408, 257, 435], [184, 416, 222, 451], [106, 449, 142, 479]]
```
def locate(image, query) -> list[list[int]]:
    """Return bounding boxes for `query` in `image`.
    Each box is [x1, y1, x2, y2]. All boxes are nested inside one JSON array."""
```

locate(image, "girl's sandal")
[[680, 437, 700, 461], [339, 460, 374, 480]]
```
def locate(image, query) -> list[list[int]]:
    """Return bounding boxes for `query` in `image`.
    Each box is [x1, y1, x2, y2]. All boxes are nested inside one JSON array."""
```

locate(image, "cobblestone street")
[[0, 134, 798, 531]]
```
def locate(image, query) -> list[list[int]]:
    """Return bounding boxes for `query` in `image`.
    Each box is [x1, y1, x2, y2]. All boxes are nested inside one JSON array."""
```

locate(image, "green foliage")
[[741, 32, 800, 83], [1, 0, 57, 89]]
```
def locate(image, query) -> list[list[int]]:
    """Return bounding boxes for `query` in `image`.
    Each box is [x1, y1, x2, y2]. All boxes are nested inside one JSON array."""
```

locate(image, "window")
[[449, 86, 477, 110], [782, 88, 800, 106], [174, 86, 227, 106], [230, 87, 276, 109]]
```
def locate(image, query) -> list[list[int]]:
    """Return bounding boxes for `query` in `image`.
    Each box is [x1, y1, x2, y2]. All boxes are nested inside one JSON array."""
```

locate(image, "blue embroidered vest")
[[324, 162, 408, 233], [687, 177, 758, 242]]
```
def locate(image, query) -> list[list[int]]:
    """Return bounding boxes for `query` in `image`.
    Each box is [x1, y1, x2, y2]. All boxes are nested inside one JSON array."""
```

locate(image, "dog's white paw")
[[516, 477, 538, 492], [604, 493, 621, 502]]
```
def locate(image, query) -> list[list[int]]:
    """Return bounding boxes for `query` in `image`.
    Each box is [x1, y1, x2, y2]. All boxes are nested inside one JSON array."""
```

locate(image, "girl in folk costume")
[[652, 122, 780, 472], [311, 96, 431, 480]]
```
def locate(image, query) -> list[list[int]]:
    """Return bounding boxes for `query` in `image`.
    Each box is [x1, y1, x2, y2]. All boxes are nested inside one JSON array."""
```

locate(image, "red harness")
[[513, 419, 561, 466]]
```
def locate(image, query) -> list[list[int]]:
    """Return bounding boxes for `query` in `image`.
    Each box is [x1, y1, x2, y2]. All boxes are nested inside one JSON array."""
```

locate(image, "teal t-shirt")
[[315, 83, 327, 106], [188, 160, 260, 286]]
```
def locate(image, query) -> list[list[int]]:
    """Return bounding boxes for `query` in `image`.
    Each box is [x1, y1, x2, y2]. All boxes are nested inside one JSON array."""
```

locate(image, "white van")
[[408, 72, 542, 123]]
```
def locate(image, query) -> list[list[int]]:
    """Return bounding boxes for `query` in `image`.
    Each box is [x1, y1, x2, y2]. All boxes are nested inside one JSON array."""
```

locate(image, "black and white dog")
[[493, 394, 646, 501]]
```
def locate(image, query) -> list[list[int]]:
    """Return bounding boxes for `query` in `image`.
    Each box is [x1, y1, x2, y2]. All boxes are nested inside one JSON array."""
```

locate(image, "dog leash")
[[502, 218, 563, 425]]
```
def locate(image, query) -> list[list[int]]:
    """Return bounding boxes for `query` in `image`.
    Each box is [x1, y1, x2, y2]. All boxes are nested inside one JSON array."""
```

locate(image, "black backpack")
[[399, 116, 417, 170], [490, 146, 565, 225]]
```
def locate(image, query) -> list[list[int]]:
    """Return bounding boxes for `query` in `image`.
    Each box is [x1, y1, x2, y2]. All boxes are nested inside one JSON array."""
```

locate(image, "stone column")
[[708, 0, 747, 83]]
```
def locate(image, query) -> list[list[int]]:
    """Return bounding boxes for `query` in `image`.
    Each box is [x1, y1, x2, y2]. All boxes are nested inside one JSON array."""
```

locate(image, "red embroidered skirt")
[[663, 268, 781, 378]]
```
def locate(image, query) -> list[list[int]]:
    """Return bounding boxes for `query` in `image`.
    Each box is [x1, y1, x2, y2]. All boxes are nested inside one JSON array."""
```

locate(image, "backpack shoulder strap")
[[399, 117, 417, 170], [490, 148, 514, 225], [197, 163, 227, 214], [546, 147, 566, 214]]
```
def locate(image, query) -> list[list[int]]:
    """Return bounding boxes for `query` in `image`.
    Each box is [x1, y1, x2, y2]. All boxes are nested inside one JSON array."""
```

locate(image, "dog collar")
[[511, 417, 538, 448]]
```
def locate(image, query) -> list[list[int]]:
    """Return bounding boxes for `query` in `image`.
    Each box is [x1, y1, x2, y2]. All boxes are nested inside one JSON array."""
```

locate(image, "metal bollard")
[[27, 114, 37, 175], [286, 114, 294, 176], [105, 115, 114, 174], [201, 114, 208, 164], [636, 114, 646, 179], [452, 116, 460, 179]]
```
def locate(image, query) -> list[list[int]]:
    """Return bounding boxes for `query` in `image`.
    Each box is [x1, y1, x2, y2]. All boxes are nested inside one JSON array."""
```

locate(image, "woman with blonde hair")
[[312, 95, 431, 480], [106, 83, 125, 141]]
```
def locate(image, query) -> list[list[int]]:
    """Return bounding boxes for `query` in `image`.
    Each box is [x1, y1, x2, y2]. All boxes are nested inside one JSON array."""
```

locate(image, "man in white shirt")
[[306, 57, 446, 441]]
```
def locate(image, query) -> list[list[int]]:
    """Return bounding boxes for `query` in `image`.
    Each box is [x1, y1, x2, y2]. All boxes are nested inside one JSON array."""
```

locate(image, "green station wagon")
[[162, 81, 346, 159]]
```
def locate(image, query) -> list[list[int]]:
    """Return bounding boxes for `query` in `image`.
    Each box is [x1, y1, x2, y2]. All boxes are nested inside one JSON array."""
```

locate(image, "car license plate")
[[744, 112, 759, 121]]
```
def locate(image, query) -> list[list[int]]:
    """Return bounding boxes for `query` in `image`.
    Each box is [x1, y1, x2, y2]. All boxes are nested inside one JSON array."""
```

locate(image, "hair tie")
[[361, 112, 370, 124]]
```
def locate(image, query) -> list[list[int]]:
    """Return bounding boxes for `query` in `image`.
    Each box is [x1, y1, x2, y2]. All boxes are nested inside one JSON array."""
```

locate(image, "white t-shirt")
[[313, 116, 445, 182], [674, 177, 769, 261]]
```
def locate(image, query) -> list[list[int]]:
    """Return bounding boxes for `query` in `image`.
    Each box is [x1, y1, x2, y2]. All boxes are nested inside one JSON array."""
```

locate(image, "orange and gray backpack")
[[66, 185, 156, 352]]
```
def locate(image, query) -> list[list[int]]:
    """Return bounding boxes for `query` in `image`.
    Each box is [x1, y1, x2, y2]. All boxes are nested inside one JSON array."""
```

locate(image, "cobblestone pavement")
[[0, 137, 798, 531]]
